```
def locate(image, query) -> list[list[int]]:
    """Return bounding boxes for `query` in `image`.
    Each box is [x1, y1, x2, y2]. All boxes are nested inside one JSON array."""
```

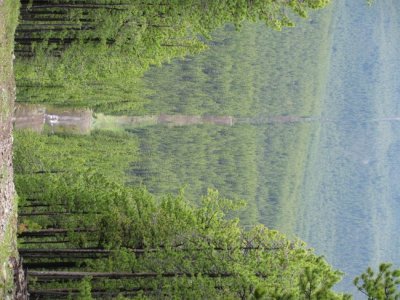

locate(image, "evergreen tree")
[[354, 263, 400, 300], [15, 0, 331, 111]]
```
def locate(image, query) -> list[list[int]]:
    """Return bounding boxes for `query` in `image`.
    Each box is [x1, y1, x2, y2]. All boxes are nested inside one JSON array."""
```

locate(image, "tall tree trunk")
[[23, 261, 81, 269], [19, 211, 98, 216], [28, 270, 236, 280], [18, 228, 96, 238]]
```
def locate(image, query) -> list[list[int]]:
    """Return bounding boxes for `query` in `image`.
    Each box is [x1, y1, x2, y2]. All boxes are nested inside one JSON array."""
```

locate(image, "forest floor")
[[0, 0, 20, 298]]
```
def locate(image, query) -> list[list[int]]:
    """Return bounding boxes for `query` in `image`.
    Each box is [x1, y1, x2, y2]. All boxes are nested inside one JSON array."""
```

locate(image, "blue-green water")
[[15, 1, 400, 296], [137, 1, 400, 295], [295, 0, 400, 295]]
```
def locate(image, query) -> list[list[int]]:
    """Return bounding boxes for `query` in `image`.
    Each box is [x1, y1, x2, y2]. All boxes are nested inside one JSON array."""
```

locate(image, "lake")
[[14, 0, 400, 296]]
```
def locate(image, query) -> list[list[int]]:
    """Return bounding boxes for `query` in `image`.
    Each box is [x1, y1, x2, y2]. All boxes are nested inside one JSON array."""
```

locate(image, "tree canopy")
[[354, 263, 400, 300], [15, 0, 331, 110], [14, 130, 351, 299]]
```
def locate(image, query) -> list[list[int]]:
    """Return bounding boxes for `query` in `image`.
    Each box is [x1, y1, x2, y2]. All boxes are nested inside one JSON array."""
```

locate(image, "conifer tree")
[[354, 263, 400, 300]]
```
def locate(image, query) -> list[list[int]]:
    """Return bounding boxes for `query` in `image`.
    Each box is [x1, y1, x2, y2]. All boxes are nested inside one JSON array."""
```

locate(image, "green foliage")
[[77, 277, 93, 300], [128, 7, 334, 229], [13, 129, 138, 183], [353, 263, 400, 299], [12, 1, 400, 298], [15, 0, 330, 112], [19, 186, 347, 298], [297, 262, 349, 300], [14, 133, 348, 298], [128, 124, 260, 225]]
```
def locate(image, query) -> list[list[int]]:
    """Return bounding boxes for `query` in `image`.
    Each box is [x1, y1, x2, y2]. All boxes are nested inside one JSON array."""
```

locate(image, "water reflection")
[[12, 1, 400, 296]]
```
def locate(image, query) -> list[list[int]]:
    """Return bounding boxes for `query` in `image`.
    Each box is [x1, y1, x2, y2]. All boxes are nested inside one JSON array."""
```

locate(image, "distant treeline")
[[126, 6, 336, 232]]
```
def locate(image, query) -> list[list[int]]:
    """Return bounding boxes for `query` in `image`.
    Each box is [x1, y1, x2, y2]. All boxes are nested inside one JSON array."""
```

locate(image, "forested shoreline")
[[14, 0, 329, 113], [3, 0, 400, 299]]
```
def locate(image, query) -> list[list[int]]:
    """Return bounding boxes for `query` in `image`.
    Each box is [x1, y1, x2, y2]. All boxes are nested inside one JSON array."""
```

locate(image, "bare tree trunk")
[[28, 270, 235, 280], [18, 228, 96, 238], [23, 261, 81, 269], [19, 211, 98, 216]]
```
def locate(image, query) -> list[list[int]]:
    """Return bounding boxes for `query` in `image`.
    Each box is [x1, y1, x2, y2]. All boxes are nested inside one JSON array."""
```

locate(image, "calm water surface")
[[15, 0, 400, 296]]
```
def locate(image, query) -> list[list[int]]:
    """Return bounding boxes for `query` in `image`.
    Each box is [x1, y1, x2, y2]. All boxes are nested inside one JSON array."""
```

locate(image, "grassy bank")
[[0, 0, 19, 298]]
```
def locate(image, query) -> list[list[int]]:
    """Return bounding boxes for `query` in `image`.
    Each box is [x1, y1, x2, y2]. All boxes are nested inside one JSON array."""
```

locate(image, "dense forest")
[[15, 0, 329, 113], [127, 8, 334, 232], [14, 129, 352, 299], [7, 0, 400, 298], [12, 1, 344, 298]]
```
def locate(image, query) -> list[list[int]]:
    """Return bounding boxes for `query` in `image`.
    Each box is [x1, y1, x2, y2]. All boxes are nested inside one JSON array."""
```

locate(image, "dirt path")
[[0, 0, 17, 244], [0, 86, 15, 242]]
